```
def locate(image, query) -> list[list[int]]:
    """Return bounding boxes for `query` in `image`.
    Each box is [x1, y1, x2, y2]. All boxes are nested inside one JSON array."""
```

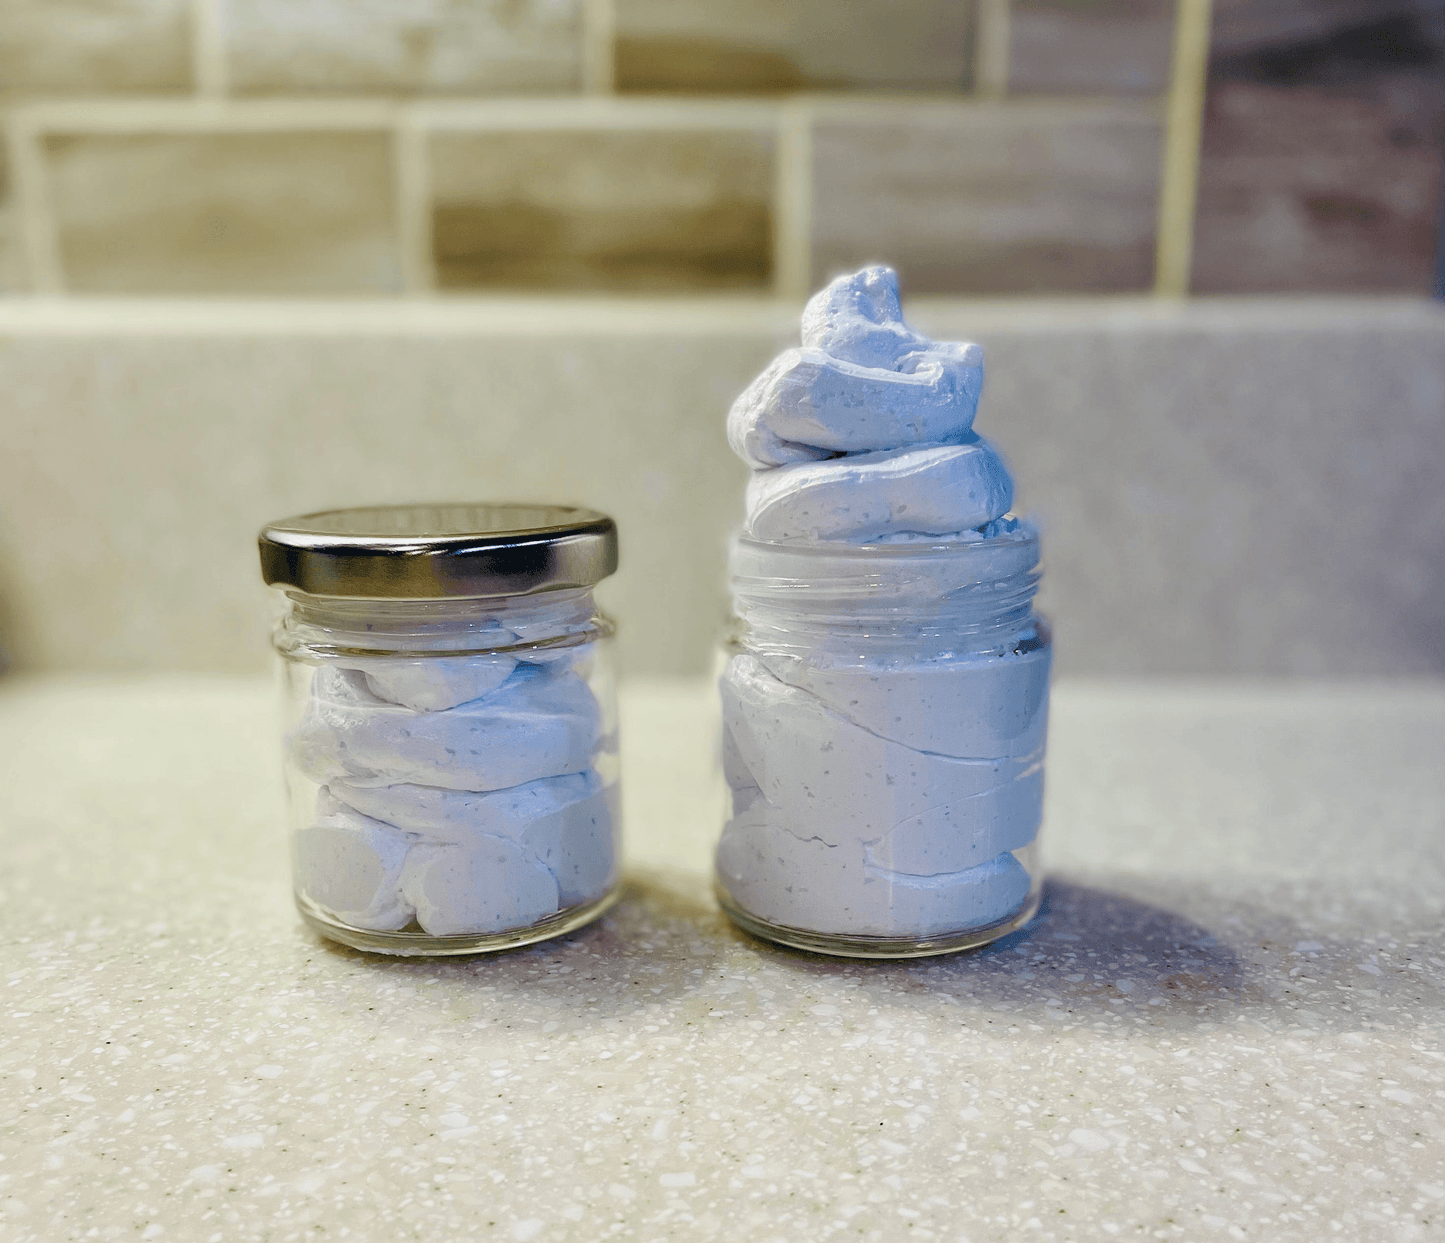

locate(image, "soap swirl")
[[728, 266, 1013, 541]]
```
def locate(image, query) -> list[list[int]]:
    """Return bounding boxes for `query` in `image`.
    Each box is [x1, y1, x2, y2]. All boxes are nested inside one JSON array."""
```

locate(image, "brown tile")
[[1008, 0, 1174, 95], [812, 102, 1162, 294], [227, 0, 584, 95], [431, 128, 775, 291], [47, 131, 402, 295], [0, 0, 190, 94], [1210, 0, 1411, 57], [1192, 78, 1445, 293], [614, 0, 974, 93]]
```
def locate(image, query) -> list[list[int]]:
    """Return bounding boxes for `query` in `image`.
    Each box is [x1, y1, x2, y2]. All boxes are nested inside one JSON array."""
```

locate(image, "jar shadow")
[[305, 870, 726, 1024], [720, 877, 1260, 1031], [930, 877, 1255, 1022], [304, 873, 1437, 1037]]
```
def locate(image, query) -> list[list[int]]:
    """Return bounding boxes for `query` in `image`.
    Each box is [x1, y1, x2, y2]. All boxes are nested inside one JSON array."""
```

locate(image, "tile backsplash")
[[48, 130, 402, 294], [613, 0, 976, 94], [0, 0, 1439, 298], [0, 0, 192, 94], [431, 123, 775, 290], [225, 0, 586, 95], [812, 100, 1162, 295], [1193, 4, 1445, 295], [1007, 0, 1175, 95]]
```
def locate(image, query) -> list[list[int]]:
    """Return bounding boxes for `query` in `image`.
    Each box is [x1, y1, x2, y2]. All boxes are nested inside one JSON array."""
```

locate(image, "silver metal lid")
[[258, 503, 618, 599]]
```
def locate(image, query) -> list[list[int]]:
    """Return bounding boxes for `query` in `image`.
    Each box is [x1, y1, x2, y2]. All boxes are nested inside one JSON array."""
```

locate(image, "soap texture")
[[717, 266, 1047, 940], [727, 264, 1008, 543], [288, 627, 617, 937]]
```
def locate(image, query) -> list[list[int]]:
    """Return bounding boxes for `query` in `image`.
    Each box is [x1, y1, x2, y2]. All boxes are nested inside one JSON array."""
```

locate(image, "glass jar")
[[258, 503, 621, 956], [715, 521, 1051, 958]]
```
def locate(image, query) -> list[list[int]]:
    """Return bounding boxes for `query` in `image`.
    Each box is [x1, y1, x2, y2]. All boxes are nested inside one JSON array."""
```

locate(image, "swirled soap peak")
[[730, 265, 1013, 544], [728, 266, 984, 471], [800, 262, 953, 369]]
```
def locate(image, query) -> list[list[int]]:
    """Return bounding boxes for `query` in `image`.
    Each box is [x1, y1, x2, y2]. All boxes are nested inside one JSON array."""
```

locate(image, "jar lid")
[[258, 503, 618, 599]]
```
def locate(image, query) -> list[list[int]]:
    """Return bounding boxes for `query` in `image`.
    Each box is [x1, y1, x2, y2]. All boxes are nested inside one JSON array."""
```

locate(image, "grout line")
[[5, 114, 64, 294], [773, 100, 813, 300], [1154, 0, 1213, 297], [393, 111, 436, 296], [192, 0, 229, 98], [11, 94, 1154, 137], [14, 96, 794, 133], [412, 96, 780, 130], [974, 0, 1011, 100], [13, 98, 401, 133], [581, 0, 616, 95]]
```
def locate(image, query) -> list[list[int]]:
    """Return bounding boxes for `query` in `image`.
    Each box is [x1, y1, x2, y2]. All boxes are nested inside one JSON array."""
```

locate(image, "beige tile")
[[614, 0, 974, 93], [812, 102, 1162, 294], [1008, 0, 1174, 96], [1192, 78, 1445, 294], [0, 0, 190, 94], [431, 128, 775, 291], [226, 0, 584, 94], [46, 131, 402, 295]]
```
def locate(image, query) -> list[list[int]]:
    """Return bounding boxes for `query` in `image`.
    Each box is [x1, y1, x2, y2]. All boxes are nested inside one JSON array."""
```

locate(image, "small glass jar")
[[715, 521, 1051, 958], [258, 503, 621, 956]]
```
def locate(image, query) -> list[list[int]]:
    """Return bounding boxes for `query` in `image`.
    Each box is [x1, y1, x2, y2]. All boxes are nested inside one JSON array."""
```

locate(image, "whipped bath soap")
[[259, 504, 622, 956], [715, 266, 1052, 957]]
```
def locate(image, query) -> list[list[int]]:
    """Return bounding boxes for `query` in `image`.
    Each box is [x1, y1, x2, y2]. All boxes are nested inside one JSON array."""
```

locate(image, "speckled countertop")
[[1, 675, 1443, 1243]]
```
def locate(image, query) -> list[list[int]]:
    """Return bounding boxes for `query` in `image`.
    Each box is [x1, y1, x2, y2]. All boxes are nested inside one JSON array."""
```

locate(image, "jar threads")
[[715, 524, 1051, 958]]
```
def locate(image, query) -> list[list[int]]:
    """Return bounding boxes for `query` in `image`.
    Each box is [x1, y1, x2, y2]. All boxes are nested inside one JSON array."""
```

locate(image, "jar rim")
[[729, 517, 1041, 617], [259, 502, 618, 599], [733, 516, 1037, 562]]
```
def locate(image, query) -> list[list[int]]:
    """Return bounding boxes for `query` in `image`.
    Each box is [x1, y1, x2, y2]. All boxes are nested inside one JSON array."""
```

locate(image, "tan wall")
[[2, 296, 1442, 679]]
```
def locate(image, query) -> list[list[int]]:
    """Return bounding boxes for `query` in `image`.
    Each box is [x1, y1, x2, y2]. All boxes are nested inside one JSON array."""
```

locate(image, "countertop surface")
[[2, 675, 1443, 1243]]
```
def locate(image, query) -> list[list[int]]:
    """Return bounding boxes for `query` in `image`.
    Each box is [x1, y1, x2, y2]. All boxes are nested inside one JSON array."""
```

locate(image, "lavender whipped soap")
[[259, 504, 622, 955], [715, 267, 1051, 954]]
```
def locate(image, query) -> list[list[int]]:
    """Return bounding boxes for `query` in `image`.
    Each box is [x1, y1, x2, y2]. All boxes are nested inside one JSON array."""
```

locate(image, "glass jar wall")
[[259, 504, 621, 956], [715, 523, 1051, 958]]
